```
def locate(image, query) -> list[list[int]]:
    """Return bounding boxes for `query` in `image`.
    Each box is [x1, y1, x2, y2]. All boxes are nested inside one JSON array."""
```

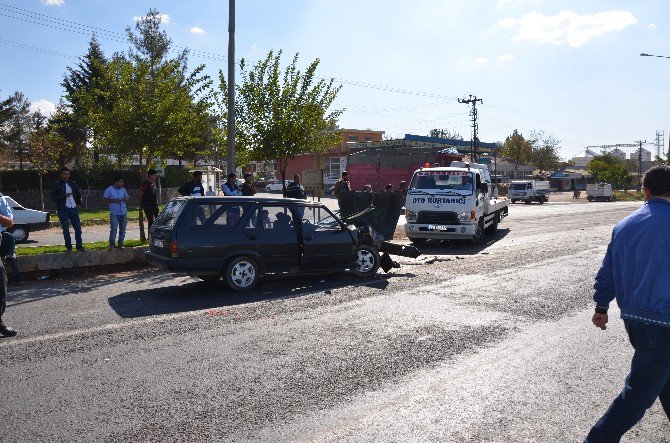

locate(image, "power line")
[[0, 37, 76, 58]]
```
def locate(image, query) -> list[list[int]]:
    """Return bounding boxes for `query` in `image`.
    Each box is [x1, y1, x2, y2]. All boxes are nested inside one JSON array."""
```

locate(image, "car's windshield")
[[153, 200, 186, 228], [410, 171, 473, 194], [512, 183, 528, 190]]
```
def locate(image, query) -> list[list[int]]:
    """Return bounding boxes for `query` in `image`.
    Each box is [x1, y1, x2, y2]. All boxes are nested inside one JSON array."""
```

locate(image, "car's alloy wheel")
[[225, 256, 259, 291], [350, 245, 380, 278]]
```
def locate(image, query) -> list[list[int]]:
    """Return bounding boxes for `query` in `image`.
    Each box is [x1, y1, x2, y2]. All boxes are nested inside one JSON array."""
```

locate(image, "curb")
[[9, 246, 149, 277]]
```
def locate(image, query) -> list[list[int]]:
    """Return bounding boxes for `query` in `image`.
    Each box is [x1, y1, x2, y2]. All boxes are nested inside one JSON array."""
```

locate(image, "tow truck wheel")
[[485, 213, 499, 235], [350, 245, 380, 278], [469, 218, 486, 245], [409, 238, 427, 245]]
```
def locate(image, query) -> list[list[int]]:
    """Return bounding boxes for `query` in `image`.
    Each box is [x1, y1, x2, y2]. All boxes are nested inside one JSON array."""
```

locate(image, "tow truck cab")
[[404, 162, 509, 244]]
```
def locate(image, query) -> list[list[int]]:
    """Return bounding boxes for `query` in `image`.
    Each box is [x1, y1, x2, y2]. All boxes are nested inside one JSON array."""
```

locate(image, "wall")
[[6, 187, 181, 211]]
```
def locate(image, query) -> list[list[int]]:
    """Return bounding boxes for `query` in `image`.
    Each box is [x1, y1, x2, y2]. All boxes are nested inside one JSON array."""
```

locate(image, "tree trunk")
[[138, 152, 147, 243], [281, 157, 287, 198], [38, 171, 45, 212]]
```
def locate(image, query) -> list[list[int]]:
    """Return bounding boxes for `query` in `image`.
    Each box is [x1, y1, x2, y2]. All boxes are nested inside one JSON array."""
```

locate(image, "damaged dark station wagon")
[[145, 196, 394, 291]]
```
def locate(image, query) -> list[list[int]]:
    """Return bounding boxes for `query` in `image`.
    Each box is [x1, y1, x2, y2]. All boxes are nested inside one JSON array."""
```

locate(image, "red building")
[[282, 129, 384, 182]]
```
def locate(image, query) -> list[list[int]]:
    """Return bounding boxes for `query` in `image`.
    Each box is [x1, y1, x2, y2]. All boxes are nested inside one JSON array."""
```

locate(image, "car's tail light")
[[170, 241, 178, 257]]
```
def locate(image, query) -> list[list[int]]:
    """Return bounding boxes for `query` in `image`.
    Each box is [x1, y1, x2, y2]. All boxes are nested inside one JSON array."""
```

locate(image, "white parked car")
[[265, 180, 291, 193], [2, 196, 51, 242]]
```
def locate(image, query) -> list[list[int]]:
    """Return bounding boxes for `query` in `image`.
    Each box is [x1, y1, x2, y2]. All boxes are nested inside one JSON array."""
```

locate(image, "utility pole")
[[226, 0, 236, 176], [634, 139, 646, 192], [458, 94, 483, 162]]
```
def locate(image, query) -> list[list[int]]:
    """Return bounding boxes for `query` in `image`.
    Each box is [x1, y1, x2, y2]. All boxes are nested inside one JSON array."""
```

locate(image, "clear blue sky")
[[1, 0, 668, 160]]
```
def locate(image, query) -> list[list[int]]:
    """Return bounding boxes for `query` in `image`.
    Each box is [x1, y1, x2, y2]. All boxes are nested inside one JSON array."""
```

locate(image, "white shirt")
[[65, 183, 77, 208]]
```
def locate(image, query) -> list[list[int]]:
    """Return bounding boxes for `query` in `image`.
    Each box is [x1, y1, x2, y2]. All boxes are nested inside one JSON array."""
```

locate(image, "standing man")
[[333, 171, 351, 214], [222, 173, 242, 196], [385, 184, 395, 193], [51, 167, 84, 251], [240, 173, 257, 196], [586, 165, 670, 442], [0, 193, 23, 285], [0, 210, 15, 337], [103, 175, 129, 250], [139, 169, 159, 229], [285, 174, 307, 200], [178, 171, 205, 197]]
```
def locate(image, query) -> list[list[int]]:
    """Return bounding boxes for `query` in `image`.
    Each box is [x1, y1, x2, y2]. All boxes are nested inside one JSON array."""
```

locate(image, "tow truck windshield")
[[409, 171, 473, 194]]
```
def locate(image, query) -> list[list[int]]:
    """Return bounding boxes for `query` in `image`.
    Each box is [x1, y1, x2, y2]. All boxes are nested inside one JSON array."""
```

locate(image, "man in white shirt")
[[50, 167, 84, 251]]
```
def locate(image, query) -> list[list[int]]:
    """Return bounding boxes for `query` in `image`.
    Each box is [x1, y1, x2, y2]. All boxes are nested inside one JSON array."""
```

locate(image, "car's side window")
[[245, 205, 295, 230], [189, 203, 247, 228], [301, 206, 340, 232]]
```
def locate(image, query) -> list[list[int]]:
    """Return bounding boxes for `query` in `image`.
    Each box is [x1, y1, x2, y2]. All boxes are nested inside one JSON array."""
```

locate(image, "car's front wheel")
[[350, 245, 380, 278], [9, 225, 29, 243], [225, 256, 260, 291]]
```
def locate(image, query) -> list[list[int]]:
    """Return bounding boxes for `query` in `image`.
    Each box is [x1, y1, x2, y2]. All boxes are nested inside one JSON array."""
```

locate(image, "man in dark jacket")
[[51, 167, 84, 251], [240, 173, 257, 196], [285, 174, 306, 200], [586, 165, 670, 442], [139, 169, 159, 228], [178, 171, 205, 197]]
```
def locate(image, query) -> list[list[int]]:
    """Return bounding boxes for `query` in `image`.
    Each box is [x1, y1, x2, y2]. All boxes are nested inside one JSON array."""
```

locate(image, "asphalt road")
[[3, 199, 669, 442]]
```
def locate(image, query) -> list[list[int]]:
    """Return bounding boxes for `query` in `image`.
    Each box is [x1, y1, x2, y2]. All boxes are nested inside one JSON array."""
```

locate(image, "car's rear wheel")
[[350, 245, 380, 278], [9, 225, 29, 243], [225, 256, 260, 291]]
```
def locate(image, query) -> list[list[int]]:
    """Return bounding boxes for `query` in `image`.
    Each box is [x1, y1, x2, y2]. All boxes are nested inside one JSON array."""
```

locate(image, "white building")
[[608, 148, 627, 161], [572, 148, 598, 168], [629, 147, 652, 162]]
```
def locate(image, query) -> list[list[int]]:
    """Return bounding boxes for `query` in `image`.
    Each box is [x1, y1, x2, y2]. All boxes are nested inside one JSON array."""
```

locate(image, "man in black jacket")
[[178, 171, 205, 197], [139, 169, 159, 228], [51, 167, 84, 251], [285, 174, 307, 200]]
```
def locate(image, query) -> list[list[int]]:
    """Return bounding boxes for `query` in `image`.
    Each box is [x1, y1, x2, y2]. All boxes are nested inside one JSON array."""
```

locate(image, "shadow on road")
[[410, 228, 510, 256], [108, 271, 412, 319]]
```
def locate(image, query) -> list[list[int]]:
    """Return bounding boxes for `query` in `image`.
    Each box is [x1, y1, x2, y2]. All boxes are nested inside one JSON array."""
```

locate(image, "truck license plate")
[[153, 239, 164, 248], [428, 225, 449, 231]]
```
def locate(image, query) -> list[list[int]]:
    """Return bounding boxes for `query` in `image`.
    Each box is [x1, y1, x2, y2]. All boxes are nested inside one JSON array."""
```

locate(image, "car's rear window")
[[189, 203, 249, 228], [153, 200, 187, 228]]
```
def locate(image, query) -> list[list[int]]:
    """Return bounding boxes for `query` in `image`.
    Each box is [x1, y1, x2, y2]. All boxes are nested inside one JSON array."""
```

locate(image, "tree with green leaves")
[[429, 128, 463, 140], [27, 109, 79, 210], [76, 9, 215, 241], [588, 154, 633, 190], [528, 130, 561, 173], [500, 129, 533, 165], [237, 50, 343, 194], [61, 36, 108, 162], [5, 91, 32, 170]]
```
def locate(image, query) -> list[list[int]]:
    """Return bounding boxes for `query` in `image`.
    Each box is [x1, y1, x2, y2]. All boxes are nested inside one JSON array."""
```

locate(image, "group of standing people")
[[49, 167, 161, 252]]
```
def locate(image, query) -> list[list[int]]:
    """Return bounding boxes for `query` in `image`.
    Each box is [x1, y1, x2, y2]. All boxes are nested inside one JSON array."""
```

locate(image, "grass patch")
[[613, 191, 644, 201], [16, 239, 147, 256]]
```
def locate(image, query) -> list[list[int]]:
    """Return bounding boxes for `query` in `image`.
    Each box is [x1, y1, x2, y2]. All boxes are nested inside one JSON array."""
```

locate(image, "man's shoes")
[[0, 323, 17, 337], [108, 245, 114, 251], [76, 246, 86, 252], [117, 245, 125, 250], [66, 246, 73, 252]]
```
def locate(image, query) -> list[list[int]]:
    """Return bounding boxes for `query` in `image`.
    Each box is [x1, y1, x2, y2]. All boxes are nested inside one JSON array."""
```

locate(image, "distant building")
[[571, 149, 598, 168], [283, 128, 385, 182], [629, 147, 652, 162], [608, 148, 627, 161], [549, 169, 596, 191]]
